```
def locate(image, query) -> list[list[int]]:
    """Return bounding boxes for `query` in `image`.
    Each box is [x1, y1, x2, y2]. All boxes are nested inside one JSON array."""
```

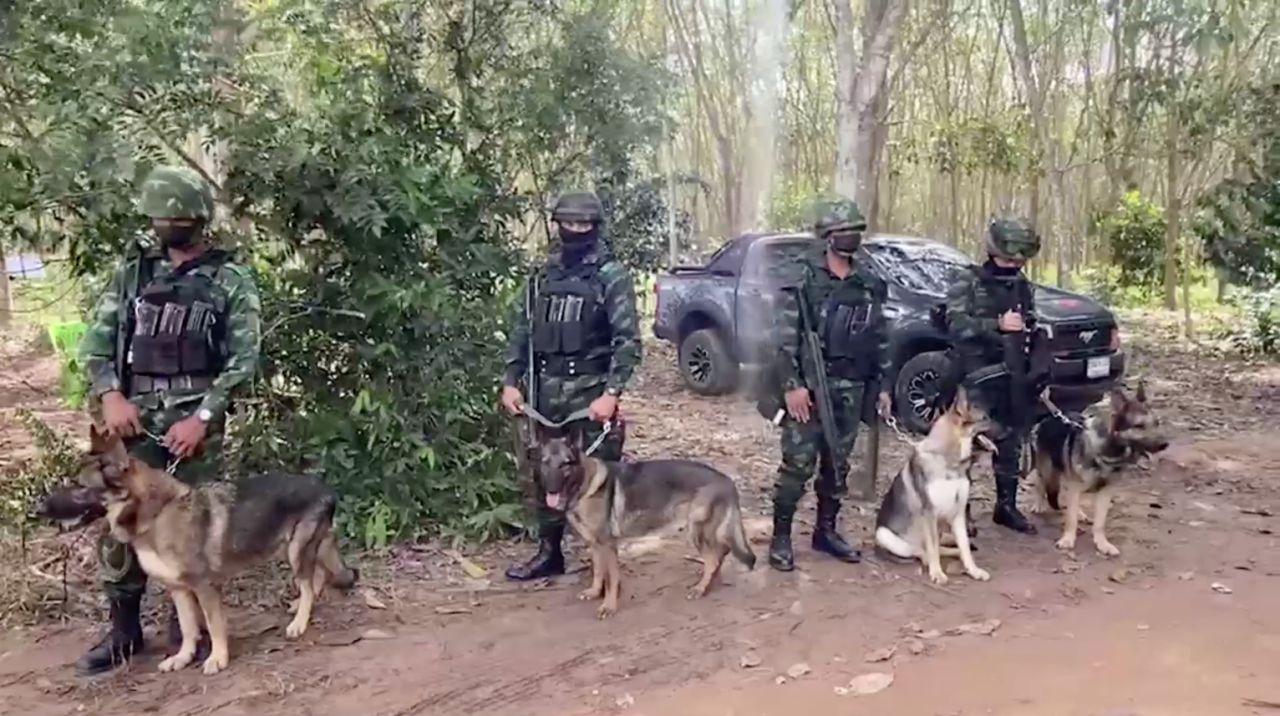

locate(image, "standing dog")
[[1031, 382, 1169, 557], [536, 428, 756, 618], [52, 426, 357, 674], [874, 387, 997, 585]]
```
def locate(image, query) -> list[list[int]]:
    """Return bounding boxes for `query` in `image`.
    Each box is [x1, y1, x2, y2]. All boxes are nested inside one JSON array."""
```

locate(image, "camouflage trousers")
[[526, 374, 624, 537], [99, 399, 224, 600], [773, 381, 865, 519]]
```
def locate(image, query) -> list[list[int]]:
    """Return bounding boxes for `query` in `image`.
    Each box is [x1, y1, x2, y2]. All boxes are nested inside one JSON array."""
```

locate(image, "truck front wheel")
[[894, 350, 952, 434], [678, 329, 738, 396]]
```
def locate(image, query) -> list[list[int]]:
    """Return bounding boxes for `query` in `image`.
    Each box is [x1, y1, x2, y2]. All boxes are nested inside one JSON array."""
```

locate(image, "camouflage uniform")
[[768, 198, 890, 571], [75, 166, 261, 674], [944, 217, 1041, 534], [501, 192, 641, 580]]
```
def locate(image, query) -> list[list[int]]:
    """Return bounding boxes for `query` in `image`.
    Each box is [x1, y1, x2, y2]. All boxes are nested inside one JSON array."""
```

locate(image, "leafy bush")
[[1096, 190, 1168, 288], [1216, 287, 1280, 356], [0, 410, 82, 530], [47, 321, 89, 409]]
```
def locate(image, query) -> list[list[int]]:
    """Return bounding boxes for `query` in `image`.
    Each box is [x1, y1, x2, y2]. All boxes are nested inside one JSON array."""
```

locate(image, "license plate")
[[1086, 356, 1110, 379]]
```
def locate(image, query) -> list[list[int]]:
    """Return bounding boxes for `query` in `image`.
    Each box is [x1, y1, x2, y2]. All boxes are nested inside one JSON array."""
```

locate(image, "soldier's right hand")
[[998, 310, 1025, 333], [101, 391, 143, 438], [501, 385, 525, 416], [785, 387, 813, 423]]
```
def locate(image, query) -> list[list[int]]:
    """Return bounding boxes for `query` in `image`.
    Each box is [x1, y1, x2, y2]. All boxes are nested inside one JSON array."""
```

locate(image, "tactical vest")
[[958, 268, 1034, 366], [819, 274, 881, 380], [128, 252, 231, 377], [530, 262, 611, 361]]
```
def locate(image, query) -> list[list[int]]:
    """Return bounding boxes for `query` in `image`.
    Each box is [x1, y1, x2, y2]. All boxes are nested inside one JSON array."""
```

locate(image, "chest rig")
[[818, 271, 881, 380], [128, 252, 230, 378], [530, 261, 612, 376]]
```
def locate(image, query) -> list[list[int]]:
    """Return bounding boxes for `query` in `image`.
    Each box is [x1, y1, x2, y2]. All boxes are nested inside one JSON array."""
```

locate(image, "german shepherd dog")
[[1030, 381, 1169, 557], [874, 387, 998, 585], [41, 426, 357, 675], [535, 427, 756, 618]]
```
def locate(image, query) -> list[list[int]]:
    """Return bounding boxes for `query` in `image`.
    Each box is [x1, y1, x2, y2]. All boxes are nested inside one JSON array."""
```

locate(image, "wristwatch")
[[196, 408, 213, 424]]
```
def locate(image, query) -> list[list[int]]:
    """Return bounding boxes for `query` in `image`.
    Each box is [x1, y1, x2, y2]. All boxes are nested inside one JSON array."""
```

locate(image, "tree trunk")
[[0, 239, 12, 329], [1163, 106, 1180, 311], [833, 0, 908, 219]]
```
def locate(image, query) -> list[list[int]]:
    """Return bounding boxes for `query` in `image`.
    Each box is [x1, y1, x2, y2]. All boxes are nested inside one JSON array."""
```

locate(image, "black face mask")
[[559, 226, 599, 264], [154, 223, 202, 249], [827, 230, 863, 258], [984, 258, 1023, 277]]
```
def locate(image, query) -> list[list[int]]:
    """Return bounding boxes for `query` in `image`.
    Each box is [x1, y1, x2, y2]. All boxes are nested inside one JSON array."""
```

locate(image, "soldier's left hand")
[[589, 394, 619, 423], [877, 391, 892, 419], [165, 415, 208, 459]]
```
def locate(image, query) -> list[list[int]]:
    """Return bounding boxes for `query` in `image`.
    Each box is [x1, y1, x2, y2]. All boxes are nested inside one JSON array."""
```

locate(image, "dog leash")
[[520, 405, 613, 456], [140, 428, 184, 475], [1039, 389, 1086, 430]]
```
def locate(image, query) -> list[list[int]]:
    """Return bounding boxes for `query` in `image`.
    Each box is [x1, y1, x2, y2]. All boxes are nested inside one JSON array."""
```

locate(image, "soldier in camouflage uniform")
[[944, 217, 1042, 535], [75, 166, 262, 675], [768, 198, 893, 572], [500, 192, 642, 580]]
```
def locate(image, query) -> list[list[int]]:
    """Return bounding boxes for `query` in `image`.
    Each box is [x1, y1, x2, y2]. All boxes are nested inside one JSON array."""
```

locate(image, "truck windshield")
[[865, 243, 974, 296]]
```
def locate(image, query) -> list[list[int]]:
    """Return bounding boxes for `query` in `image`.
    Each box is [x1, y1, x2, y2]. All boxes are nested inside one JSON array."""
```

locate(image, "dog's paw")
[[967, 566, 991, 582], [577, 587, 603, 601], [1055, 535, 1077, 551], [201, 652, 228, 676], [158, 652, 193, 673], [686, 585, 710, 600], [285, 617, 309, 639], [596, 602, 617, 619], [1094, 539, 1120, 557], [928, 567, 949, 585]]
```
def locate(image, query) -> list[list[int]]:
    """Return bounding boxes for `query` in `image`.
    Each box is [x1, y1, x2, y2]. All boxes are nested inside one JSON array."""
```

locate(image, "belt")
[[537, 355, 611, 378], [130, 375, 215, 394]]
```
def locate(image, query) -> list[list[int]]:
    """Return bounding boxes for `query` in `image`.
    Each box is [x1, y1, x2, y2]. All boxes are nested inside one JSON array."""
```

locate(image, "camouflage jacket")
[[502, 245, 641, 396], [775, 246, 891, 393], [80, 242, 262, 422], [944, 261, 1037, 372]]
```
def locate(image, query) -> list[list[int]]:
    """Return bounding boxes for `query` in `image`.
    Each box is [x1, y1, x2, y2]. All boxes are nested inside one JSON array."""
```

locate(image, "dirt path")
[[2, 316, 1279, 715]]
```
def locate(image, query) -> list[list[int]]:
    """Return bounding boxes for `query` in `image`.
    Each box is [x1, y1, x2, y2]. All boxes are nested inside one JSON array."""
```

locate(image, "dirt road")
[[2, 318, 1279, 715]]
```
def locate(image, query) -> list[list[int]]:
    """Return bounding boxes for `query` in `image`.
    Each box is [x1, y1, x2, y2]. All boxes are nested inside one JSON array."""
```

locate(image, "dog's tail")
[[728, 505, 756, 570]]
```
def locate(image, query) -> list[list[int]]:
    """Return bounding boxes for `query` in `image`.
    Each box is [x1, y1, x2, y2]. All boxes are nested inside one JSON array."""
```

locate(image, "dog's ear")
[[953, 385, 971, 419], [1109, 388, 1130, 413], [89, 424, 112, 453], [1135, 377, 1148, 403]]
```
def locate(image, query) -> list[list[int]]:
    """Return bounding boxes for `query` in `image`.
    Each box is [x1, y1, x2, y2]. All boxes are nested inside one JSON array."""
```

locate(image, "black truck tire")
[[894, 350, 951, 434], [678, 329, 738, 395]]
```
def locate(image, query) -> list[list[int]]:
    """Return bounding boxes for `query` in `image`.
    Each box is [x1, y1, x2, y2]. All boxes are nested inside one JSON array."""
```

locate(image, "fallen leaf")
[[740, 651, 762, 669], [317, 631, 363, 647], [1240, 507, 1273, 517], [1109, 568, 1131, 584], [446, 549, 489, 579], [919, 629, 942, 640], [904, 638, 926, 655], [1101, 587, 1116, 595], [1136, 624, 1150, 631], [360, 628, 395, 641], [864, 645, 897, 663], [847, 672, 895, 696], [1211, 582, 1233, 595], [786, 662, 811, 679], [950, 618, 1002, 636], [1187, 520, 1207, 527], [434, 605, 473, 615], [789, 600, 804, 617], [1177, 571, 1195, 581], [362, 589, 388, 610], [774, 676, 788, 686], [615, 693, 635, 709], [833, 686, 850, 696]]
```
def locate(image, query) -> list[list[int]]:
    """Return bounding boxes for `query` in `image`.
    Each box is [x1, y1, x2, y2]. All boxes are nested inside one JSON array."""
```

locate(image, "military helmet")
[[551, 192, 604, 224], [985, 217, 1041, 260], [811, 197, 867, 239], [140, 166, 215, 220]]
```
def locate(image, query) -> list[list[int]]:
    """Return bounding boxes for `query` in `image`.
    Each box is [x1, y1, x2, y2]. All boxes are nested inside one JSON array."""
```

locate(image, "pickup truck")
[[652, 233, 1126, 433]]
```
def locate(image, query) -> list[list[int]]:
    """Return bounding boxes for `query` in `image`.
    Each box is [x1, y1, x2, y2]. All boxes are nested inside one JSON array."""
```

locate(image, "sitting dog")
[[874, 387, 997, 585], [535, 427, 756, 618], [40, 426, 357, 675], [1031, 381, 1169, 557]]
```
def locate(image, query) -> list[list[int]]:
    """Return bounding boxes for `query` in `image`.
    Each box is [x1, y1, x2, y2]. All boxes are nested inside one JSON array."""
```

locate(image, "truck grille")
[[1048, 320, 1114, 357]]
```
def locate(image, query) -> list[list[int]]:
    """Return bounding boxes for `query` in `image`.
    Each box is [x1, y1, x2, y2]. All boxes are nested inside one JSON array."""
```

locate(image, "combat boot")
[[768, 514, 795, 572], [993, 473, 1037, 534], [76, 592, 144, 676], [505, 523, 566, 581], [812, 496, 862, 563]]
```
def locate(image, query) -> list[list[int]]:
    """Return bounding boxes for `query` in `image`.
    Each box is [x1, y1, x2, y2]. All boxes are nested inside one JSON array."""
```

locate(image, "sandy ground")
[[1, 315, 1279, 716]]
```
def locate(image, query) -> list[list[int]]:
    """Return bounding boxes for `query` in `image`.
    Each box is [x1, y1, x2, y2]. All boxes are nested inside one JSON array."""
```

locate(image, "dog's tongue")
[[545, 493, 564, 510]]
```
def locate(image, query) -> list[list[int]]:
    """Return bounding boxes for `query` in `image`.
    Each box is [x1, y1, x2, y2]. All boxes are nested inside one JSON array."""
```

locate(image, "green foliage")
[[1097, 190, 1168, 288], [1215, 287, 1280, 356], [0, 410, 81, 530], [47, 321, 88, 409], [2, 0, 671, 545]]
